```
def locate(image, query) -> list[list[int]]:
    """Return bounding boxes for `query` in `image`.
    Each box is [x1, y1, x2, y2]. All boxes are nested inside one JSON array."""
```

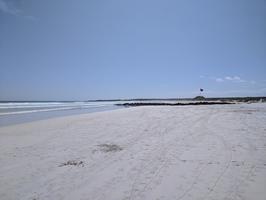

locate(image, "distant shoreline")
[[1, 96, 266, 103], [91, 96, 266, 102]]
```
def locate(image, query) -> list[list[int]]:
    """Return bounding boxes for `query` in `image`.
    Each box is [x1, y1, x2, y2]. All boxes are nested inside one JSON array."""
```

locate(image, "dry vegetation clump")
[[97, 144, 123, 153], [59, 160, 84, 167]]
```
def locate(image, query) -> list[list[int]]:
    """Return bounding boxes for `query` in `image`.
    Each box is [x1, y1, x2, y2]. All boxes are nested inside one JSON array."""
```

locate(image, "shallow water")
[[0, 101, 122, 127]]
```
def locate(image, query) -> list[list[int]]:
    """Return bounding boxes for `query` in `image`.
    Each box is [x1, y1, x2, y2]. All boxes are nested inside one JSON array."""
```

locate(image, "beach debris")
[[97, 144, 123, 153], [59, 160, 84, 167]]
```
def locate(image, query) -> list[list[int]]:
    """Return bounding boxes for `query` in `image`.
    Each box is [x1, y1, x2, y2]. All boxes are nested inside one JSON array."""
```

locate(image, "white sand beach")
[[0, 103, 266, 200]]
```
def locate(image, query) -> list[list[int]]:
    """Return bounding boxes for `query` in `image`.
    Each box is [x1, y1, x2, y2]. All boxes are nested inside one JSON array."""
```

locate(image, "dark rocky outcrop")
[[117, 101, 233, 107], [193, 96, 206, 101]]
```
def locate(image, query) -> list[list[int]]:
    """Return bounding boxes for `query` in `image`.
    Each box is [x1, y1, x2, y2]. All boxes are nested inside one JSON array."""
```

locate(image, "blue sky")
[[0, 0, 265, 100]]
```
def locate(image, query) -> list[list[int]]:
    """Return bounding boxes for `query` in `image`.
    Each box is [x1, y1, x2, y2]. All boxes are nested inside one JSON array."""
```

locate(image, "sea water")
[[0, 101, 122, 127]]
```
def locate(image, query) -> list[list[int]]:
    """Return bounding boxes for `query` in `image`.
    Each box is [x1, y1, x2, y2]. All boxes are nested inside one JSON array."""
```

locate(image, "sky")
[[0, 0, 265, 101]]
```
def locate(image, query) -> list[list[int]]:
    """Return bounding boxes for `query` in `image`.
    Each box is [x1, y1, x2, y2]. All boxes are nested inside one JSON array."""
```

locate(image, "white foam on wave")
[[0, 105, 112, 116], [0, 102, 116, 109]]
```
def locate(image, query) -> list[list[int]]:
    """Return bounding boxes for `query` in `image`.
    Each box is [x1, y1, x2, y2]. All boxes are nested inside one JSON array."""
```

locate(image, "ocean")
[[0, 101, 122, 127]]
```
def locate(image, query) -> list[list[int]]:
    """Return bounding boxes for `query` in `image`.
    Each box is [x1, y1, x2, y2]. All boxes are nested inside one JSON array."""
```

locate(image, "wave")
[[0, 101, 116, 109], [0, 104, 111, 116]]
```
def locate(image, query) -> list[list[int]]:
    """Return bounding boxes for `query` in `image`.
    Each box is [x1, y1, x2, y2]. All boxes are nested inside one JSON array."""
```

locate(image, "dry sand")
[[0, 103, 266, 200]]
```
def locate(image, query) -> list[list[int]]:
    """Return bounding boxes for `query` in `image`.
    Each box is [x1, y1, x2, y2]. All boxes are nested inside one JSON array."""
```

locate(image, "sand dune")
[[0, 103, 266, 200]]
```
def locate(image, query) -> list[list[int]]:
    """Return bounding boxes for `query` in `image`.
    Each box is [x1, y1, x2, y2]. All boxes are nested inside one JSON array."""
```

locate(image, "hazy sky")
[[0, 0, 265, 100]]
